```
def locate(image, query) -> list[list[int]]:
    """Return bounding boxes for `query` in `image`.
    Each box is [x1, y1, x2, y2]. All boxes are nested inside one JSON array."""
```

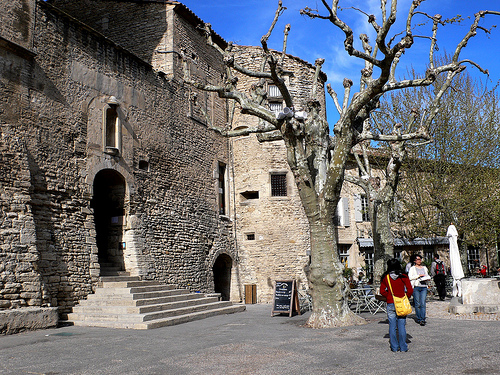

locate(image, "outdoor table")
[[347, 286, 386, 315]]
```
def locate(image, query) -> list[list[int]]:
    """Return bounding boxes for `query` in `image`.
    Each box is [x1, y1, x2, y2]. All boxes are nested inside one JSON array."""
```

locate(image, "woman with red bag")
[[380, 258, 414, 352]]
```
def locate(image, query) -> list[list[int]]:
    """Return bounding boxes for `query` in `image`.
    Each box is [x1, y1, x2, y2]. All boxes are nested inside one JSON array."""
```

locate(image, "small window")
[[218, 162, 226, 215], [103, 99, 121, 156], [268, 85, 281, 98], [138, 160, 149, 171], [268, 84, 283, 115], [364, 249, 374, 281], [269, 101, 283, 115], [246, 233, 255, 241], [241, 191, 259, 200], [467, 247, 480, 274], [338, 244, 350, 266], [423, 247, 434, 263], [361, 195, 369, 222], [271, 173, 287, 197]]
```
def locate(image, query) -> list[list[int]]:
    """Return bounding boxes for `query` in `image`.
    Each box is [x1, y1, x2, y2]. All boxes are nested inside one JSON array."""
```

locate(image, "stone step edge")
[[72, 296, 221, 314], [78, 292, 207, 307], [68, 301, 234, 322], [70, 304, 246, 329]]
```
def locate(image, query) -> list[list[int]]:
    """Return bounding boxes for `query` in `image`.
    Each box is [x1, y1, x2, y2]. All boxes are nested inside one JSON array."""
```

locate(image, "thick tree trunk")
[[372, 200, 394, 287], [305, 220, 365, 328]]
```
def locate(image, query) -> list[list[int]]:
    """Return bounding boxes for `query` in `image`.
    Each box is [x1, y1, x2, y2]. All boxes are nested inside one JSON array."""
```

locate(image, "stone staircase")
[[67, 276, 246, 329]]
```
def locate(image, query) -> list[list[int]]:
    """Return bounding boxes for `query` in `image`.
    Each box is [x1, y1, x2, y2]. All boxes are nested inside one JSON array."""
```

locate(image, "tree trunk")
[[305, 220, 365, 328], [372, 200, 394, 287]]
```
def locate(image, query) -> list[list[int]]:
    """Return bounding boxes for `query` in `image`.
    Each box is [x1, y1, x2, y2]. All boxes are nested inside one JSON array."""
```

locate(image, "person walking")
[[409, 255, 430, 326], [380, 258, 414, 352], [430, 254, 447, 301]]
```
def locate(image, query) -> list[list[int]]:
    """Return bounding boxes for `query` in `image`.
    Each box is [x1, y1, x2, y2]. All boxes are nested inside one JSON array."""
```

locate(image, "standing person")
[[380, 258, 413, 352], [405, 254, 417, 274], [409, 255, 430, 326], [430, 254, 447, 301]]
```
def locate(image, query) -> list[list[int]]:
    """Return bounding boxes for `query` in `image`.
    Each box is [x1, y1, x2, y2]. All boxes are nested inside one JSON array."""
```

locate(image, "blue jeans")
[[387, 303, 408, 351], [413, 286, 428, 323]]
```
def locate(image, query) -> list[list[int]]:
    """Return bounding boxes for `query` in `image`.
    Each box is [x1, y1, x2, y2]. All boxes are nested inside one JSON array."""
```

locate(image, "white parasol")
[[447, 223, 464, 297]]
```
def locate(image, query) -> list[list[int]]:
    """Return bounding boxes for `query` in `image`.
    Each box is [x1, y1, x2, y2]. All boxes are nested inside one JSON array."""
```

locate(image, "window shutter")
[[336, 199, 342, 226], [342, 197, 350, 227], [354, 194, 363, 222]]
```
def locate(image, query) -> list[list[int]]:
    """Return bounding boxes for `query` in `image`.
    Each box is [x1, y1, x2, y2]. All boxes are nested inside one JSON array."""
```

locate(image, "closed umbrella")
[[447, 223, 464, 297]]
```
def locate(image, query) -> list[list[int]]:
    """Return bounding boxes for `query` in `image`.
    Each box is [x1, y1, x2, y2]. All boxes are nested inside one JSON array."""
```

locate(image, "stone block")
[[461, 278, 500, 305], [0, 307, 58, 335]]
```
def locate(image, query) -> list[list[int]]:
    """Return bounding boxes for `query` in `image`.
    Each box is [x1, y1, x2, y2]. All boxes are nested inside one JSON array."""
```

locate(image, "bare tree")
[[183, 1, 499, 328], [390, 70, 500, 269]]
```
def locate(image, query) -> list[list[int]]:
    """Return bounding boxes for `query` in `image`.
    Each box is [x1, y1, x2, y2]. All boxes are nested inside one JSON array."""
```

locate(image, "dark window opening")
[[105, 106, 119, 149], [138, 160, 149, 171], [246, 233, 255, 241], [241, 191, 259, 200], [271, 173, 287, 197], [218, 162, 226, 215]]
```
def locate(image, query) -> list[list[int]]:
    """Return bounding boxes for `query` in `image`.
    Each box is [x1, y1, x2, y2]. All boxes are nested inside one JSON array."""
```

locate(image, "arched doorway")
[[92, 169, 126, 274], [213, 254, 232, 301]]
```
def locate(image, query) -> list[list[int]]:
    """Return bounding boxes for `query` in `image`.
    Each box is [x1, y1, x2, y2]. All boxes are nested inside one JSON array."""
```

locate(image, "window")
[[467, 246, 480, 274], [241, 191, 259, 200], [268, 84, 281, 97], [138, 160, 149, 171], [246, 233, 255, 241], [269, 101, 283, 115], [218, 162, 226, 215], [271, 173, 287, 196], [361, 195, 369, 221], [103, 98, 121, 156], [268, 84, 283, 115], [354, 194, 369, 222], [338, 244, 350, 266], [364, 249, 374, 281], [423, 247, 433, 262]]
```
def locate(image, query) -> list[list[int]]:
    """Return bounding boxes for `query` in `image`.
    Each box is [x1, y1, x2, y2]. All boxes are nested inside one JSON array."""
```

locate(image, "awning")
[[357, 237, 449, 248]]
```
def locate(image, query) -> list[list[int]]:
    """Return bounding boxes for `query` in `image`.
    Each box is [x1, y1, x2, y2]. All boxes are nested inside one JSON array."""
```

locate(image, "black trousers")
[[434, 274, 446, 300]]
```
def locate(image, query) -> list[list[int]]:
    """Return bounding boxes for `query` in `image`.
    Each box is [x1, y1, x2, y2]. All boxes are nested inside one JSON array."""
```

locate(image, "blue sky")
[[180, 0, 500, 123]]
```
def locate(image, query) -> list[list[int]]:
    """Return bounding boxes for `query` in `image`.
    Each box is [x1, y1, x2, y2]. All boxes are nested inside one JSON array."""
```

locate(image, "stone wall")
[[0, 0, 235, 314], [0, 131, 41, 309], [0, 0, 35, 50]]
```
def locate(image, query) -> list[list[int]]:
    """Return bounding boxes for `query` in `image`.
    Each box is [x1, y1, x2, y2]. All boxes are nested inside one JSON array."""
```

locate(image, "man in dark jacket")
[[431, 254, 447, 300]]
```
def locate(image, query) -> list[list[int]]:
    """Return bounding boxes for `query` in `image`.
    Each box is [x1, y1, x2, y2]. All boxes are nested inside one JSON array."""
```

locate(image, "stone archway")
[[213, 254, 232, 301], [92, 169, 126, 275]]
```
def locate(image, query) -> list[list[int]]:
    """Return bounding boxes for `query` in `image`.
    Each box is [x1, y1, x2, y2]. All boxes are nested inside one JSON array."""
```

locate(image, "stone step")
[[93, 288, 190, 301], [143, 301, 234, 321], [100, 280, 168, 289], [70, 304, 246, 330], [73, 295, 219, 314], [78, 292, 205, 307], [67, 277, 245, 329], [69, 300, 234, 323], [99, 276, 141, 283]]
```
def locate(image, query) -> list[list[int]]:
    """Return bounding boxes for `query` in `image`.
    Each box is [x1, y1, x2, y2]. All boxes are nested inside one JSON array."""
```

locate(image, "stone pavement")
[[1, 299, 499, 375]]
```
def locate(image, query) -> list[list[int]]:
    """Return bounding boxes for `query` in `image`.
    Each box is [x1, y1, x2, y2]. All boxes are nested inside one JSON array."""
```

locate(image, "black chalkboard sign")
[[272, 280, 300, 317]]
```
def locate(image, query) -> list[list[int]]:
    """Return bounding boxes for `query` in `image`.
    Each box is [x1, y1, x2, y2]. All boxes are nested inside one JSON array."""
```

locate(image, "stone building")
[[0, 0, 238, 317]]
